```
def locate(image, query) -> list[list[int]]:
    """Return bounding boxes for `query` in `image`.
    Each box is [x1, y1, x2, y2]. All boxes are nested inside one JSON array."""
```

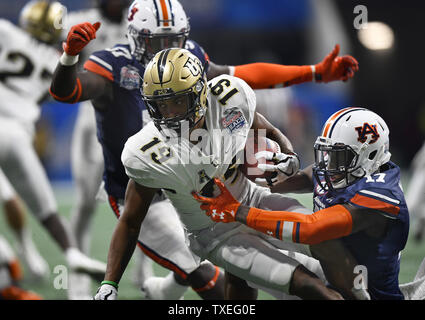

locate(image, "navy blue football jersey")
[[83, 40, 209, 199], [313, 162, 409, 300]]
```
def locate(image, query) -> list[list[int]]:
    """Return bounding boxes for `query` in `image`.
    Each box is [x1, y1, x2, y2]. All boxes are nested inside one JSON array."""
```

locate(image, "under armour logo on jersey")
[[355, 122, 380, 144]]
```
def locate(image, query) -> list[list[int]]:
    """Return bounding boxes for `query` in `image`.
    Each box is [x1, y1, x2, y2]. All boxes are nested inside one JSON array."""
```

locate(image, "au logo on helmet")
[[355, 122, 380, 144]]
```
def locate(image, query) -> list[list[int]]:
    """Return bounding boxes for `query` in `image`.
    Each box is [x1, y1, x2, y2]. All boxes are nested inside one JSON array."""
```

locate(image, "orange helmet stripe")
[[322, 107, 364, 137], [159, 0, 170, 26]]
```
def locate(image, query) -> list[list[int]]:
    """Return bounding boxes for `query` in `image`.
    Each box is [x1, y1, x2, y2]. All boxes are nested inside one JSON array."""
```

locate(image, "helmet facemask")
[[126, 0, 190, 63], [313, 137, 360, 191], [127, 25, 189, 63], [143, 77, 207, 137]]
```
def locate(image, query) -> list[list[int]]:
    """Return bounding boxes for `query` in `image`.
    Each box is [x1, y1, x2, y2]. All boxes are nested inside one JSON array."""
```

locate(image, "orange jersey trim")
[[350, 193, 400, 215], [84, 59, 114, 82]]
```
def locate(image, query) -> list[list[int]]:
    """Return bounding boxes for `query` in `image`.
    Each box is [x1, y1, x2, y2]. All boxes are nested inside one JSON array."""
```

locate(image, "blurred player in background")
[[0, 0, 107, 293], [50, 0, 357, 299], [198, 107, 415, 299], [405, 142, 425, 242], [0, 235, 42, 300], [0, 168, 48, 280], [63, 0, 144, 300]]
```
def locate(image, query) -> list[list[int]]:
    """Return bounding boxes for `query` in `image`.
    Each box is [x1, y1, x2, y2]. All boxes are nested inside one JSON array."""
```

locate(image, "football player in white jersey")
[[0, 168, 48, 280], [405, 142, 425, 242], [0, 234, 42, 300], [63, 0, 150, 299], [94, 48, 346, 300], [0, 0, 107, 289]]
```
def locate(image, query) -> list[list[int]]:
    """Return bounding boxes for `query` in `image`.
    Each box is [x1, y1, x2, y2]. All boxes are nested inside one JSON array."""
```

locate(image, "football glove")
[[63, 22, 101, 56], [255, 151, 300, 186], [314, 44, 359, 83], [192, 178, 241, 223], [93, 284, 117, 300]]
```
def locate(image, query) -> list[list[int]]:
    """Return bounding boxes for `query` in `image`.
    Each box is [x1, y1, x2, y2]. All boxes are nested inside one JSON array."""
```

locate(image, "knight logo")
[[120, 66, 140, 90], [355, 122, 380, 144], [222, 108, 246, 134], [184, 57, 202, 76]]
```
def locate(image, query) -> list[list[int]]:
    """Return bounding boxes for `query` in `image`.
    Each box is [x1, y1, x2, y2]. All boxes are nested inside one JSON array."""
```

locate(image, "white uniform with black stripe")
[[0, 19, 59, 220], [122, 75, 319, 293]]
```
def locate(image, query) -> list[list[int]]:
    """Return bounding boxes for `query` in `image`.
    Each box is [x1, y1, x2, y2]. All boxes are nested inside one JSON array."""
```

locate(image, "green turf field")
[[0, 180, 423, 300]]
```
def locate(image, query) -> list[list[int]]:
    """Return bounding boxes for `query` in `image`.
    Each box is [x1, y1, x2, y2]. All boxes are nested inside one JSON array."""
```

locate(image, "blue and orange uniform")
[[313, 162, 410, 300]]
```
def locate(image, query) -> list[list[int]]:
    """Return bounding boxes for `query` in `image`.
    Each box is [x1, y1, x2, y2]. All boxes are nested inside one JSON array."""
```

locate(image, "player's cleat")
[[141, 273, 187, 300], [16, 238, 49, 280], [67, 272, 92, 300], [0, 286, 42, 300], [65, 248, 106, 282], [400, 275, 425, 300], [131, 250, 154, 288]]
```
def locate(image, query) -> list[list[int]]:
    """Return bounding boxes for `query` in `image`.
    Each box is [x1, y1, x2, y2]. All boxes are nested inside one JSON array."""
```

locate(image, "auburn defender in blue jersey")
[[50, 0, 359, 300], [196, 107, 410, 299]]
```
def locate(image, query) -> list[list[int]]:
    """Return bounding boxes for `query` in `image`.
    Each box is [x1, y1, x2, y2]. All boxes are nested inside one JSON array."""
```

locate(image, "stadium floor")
[[0, 180, 423, 300]]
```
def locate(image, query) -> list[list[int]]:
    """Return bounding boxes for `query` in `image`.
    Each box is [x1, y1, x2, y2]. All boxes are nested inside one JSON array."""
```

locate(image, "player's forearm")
[[49, 53, 81, 103], [267, 126, 294, 155], [104, 218, 140, 284], [236, 204, 353, 245], [271, 166, 314, 194], [233, 63, 313, 89]]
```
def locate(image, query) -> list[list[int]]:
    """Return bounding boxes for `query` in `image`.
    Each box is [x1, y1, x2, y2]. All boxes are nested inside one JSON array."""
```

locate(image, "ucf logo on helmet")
[[355, 122, 380, 144]]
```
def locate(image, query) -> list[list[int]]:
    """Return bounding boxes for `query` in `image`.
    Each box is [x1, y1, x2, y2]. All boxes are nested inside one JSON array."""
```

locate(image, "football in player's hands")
[[240, 135, 280, 181]]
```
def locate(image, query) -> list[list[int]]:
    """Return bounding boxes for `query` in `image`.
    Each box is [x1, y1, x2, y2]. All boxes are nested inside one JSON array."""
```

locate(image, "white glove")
[[255, 151, 300, 186], [93, 284, 118, 300]]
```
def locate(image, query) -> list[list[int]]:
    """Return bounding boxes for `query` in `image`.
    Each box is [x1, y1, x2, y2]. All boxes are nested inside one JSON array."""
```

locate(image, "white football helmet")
[[126, 0, 190, 63], [313, 107, 391, 190]]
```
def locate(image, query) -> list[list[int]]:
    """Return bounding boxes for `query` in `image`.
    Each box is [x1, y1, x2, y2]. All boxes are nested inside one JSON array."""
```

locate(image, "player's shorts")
[[108, 194, 202, 279], [0, 119, 57, 220], [188, 175, 314, 294]]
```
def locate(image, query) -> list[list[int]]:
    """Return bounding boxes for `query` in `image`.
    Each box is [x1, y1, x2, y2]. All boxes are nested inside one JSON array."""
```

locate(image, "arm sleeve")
[[245, 204, 353, 245], [233, 63, 313, 89]]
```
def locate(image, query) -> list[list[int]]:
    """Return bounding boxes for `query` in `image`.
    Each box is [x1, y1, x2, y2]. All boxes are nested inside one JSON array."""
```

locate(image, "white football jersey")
[[65, 9, 128, 59], [122, 75, 257, 231], [0, 19, 59, 129]]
